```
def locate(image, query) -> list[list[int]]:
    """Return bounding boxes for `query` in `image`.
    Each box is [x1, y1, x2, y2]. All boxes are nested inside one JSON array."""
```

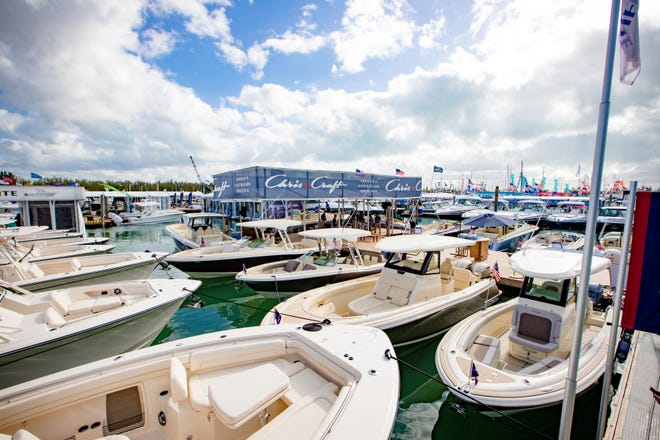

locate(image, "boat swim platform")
[[604, 331, 660, 440]]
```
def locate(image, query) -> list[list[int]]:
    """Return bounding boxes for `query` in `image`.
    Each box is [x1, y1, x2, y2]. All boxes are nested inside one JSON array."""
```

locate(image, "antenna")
[[189, 155, 205, 193]]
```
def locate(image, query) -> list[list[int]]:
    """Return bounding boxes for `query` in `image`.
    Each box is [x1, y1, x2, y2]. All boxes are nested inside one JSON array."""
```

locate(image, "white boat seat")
[[49, 291, 123, 316], [208, 363, 291, 428], [11, 429, 40, 440], [518, 356, 564, 375], [170, 357, 189, 402], [453, 267, 476, 291], [70, 258, 82, 271], [248, 382, 339, 440], [509, 304, 562, 354], [440, 258, 454, 281], [43, 307, 66, 329], [469, 335, 500, 365]]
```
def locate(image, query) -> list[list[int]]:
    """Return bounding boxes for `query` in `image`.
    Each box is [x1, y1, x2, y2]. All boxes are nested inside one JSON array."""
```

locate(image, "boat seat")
[[541, 281, 562, 292], [469, 335, 500, 365], [208, 363, 291, 428], [11, 430, 40, 440], [440, 258, 454, 281], [70, 258, 82, 271], [509, 304, 562, 354], [454, 267, 476, 291], [49, 291, 123, 316], [302, 263, 317, 271], [248, 382, 339, 440], [518, 356, 564, 375], [43, 307, 67, 329], [283, 260, 300, 272], [28, 264, 45, 278]]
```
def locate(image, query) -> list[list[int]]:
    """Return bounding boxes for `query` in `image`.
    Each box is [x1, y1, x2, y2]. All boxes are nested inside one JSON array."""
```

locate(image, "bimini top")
[[510, 249, 610, 279], [299, 227, 371, 242], [182, 213, 227, 220], [375, 234, 475, 253], [236, 219, 302, 230]]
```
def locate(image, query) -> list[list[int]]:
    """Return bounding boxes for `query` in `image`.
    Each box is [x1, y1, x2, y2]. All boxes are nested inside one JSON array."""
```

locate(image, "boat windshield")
[[519, 276, 575, 306], [385, 251, 437, 275]]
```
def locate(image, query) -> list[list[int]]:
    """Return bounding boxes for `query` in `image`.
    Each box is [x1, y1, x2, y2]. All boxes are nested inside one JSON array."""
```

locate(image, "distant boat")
[[0, 323, 400, 440], [165, 212, 234, 250], [236, 227, 385, 295], [434, 195, 484, 219], [544, 201, 588, 230], [165, 219, 317, 277], [460, 213, 539, 252], [119, 201, 184, 225]]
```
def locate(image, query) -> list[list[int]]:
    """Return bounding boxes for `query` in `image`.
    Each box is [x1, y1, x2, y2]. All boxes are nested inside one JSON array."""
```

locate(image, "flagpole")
[[596, 180, 636, 438], [558, 0, 620, 437]]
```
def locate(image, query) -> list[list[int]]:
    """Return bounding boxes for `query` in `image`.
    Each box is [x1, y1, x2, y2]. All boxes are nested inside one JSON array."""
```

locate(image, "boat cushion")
[[12, 430, 40, 440], [302, 264, 317, 271], [170, 357, 189, 402], [284, 260, 300, 272], [208, 363, 290, 428], [518, 356, 564, 375], [43, 307, 66, 329], [389, 287, 410, 306], [470, 335, 500, 365]]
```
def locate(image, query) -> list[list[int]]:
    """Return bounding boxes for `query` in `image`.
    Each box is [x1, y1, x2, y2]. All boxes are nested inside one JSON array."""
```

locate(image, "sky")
[[0, 0, 658, 191]]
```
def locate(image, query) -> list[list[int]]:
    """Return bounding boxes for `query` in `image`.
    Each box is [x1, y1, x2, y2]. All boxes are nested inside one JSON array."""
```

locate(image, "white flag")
[[619, 0, 641, 85]]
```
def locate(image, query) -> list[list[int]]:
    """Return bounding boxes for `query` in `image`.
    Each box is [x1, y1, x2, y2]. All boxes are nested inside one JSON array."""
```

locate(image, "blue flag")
[[433, 166, 444, 173], [30, 172, 43, 179], [470, 360, 479, 385]]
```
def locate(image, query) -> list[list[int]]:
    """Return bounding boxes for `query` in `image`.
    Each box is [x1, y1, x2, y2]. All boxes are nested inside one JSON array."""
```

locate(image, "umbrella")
[[462, 212, 514, 228]]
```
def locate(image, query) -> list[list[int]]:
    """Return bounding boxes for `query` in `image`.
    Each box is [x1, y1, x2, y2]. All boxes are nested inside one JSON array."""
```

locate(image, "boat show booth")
[[210, 166, 422, 221]]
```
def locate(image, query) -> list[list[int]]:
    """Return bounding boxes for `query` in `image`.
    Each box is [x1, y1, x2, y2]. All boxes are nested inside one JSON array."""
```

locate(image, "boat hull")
[[241, 266, 384, 296], [167, 250, 312, 277], [0, 296, 187, 389], [16, 258, 163, 292]]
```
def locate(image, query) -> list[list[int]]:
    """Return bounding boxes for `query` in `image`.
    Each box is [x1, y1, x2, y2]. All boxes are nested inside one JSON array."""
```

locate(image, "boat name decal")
[[215, 180, 230, 197], [310, 176, 347, 194], [265, 174, 305, 190], [385, 179, 422, 193]]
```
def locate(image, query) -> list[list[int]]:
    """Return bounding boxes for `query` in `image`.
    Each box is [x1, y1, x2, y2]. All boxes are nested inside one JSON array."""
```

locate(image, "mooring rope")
[[384, 349, 553, 440]]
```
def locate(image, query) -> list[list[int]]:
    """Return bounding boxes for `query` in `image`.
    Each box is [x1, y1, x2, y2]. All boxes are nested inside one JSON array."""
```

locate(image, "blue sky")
[[0, 0, 658, 190]]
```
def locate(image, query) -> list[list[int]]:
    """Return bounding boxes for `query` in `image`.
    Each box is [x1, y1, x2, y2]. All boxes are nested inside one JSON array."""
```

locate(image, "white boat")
[[3, 239, 115, 263], [0, 278, 200, 388], [596, 204, 627, 228], [436, 248, 611, 409], [461, 199, 510, 219], [0, 235, 168, 292], [520, 229, 585, 251], [434, 195, 484, 218], [119, 201, 184, 225], [166, 219, 317, 278], [506, 198, 549, 223], [236, 228, 385, 295], [544, 201, 588, 230], [0, 323, 400, 440], [165, 212, 234, 250], [460, 213, 539, 252], [262, 235, 502, 346]]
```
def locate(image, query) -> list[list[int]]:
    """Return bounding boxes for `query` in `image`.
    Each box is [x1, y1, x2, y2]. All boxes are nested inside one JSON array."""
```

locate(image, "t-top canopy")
[[235, 219, 302, 230], [510, 249, 610, 279], [299, 227, 371, 242], [375, 235, 475, 253]]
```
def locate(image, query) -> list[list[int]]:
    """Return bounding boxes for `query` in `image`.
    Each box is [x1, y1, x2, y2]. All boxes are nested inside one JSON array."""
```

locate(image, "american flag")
[[356, 168, 365, 175], [470, 360, 479, 386], [490, 262, 502, 282], [395, 168, 405, 176]]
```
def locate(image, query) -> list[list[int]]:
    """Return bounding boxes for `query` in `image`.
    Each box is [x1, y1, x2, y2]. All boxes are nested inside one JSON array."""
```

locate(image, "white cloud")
[[139, 28, 177, 58], [330, 0, 416, 73], [0, 0, 658, 190]]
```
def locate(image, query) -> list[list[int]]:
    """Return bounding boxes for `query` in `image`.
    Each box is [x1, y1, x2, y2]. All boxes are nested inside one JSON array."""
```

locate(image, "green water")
[[89, 223, 608, 440]]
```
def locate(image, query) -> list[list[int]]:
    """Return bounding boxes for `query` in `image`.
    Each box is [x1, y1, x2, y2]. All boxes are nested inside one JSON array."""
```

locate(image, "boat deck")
[[605, 331, 660, 440]]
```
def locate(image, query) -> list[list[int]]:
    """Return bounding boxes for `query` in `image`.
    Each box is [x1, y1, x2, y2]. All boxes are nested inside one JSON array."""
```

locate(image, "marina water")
[[89, 223, 608, 439]]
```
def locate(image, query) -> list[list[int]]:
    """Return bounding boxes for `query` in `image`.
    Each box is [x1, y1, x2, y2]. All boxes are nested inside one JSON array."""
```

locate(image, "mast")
[[558, 0, 621, 437]]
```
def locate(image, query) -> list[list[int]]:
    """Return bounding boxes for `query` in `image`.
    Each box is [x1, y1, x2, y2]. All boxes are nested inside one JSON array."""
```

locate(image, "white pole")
[[558, 0, 620, 437], [596, 181, 637, 438]]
